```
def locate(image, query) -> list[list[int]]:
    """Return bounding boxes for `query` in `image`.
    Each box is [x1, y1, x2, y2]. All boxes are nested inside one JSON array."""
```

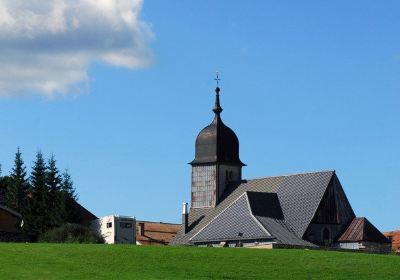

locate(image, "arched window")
[[322, 228, 331, 244]]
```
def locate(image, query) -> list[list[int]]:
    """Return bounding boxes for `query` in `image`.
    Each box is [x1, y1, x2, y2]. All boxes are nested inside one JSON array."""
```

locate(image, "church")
[[171, 83, 391, 253]]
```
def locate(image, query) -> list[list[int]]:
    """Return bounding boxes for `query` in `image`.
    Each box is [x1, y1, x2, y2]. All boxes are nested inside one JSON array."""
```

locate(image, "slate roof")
[[191, 193, 272, 242], [171, 170, 334, 246], [338, 217, 391, 244]]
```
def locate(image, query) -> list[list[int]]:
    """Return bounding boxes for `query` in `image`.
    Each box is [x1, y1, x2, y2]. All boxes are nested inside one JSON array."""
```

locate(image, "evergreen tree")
[[6, 148, 28, 214], [61, 169, 78, 222], [29, 151, 50, 235], [61, 169, 77, 201], [0, 175, 12, 206], [0, 164, 5, 204], [46, 154, 62, 228]]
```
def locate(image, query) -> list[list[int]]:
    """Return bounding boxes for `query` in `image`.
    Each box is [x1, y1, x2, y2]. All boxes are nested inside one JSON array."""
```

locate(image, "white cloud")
[[0, 0, 153, 97]]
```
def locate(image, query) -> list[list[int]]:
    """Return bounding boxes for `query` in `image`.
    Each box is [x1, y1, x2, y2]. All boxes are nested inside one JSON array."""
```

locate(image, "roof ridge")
[[383, 229, 400, 234], [245, 170, 335, 181], [136, 220, 180, 225]]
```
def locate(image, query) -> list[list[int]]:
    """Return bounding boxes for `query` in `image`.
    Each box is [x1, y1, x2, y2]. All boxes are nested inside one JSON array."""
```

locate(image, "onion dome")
[[190, 87, 245, 166]]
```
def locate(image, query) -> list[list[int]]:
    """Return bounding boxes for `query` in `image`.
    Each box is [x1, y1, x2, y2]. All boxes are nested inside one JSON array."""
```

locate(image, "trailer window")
[[120, 222, 132, 228], [106, 222, 112, 228]]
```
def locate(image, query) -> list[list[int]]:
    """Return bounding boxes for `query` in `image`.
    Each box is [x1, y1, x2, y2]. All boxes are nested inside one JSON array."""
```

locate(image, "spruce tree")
[[29, 151, 50, 235], [61, 169, 78, 222], [0, 174, 12, 206], [46, 154, 62, 228], [6, 148, 28, 214], [61, 169, 77, 201], [0, 164, 5, 204]]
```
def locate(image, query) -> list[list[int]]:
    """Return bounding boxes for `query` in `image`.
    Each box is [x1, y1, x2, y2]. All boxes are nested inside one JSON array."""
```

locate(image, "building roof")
[[190, 87, 244, 166], [0, 204, 22, 218], [190, 191, 314, 246], [190, 192, 272, 242], [338, 217, 391, 243], [69, 198, 98, 225], [136, 220, 180, 246], [172, 170, 335, 246]]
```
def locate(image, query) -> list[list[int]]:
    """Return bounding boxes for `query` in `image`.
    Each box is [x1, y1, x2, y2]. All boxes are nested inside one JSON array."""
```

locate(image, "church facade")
[[171, 85, 391, 253]]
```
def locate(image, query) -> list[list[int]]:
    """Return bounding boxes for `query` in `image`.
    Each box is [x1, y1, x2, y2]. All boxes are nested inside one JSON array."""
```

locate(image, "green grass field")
[[0, 244, 399, 279]]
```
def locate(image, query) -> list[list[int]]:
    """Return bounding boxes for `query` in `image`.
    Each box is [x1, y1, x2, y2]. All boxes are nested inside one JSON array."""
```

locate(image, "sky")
[[0, 0, 399, 231]]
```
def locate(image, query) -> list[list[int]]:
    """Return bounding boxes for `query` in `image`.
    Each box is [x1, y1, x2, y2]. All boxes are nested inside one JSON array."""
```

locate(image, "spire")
[[213, 72, 223, 115], [213, 87, 223, 115], [191, 73, 245, 167]]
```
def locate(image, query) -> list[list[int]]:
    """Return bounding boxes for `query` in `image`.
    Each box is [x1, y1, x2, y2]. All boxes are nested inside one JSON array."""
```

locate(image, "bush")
[[40, 223, 104, 244]]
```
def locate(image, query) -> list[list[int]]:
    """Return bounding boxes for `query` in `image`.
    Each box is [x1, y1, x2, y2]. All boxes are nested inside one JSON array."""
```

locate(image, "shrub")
[[40, 223, 104, 244]]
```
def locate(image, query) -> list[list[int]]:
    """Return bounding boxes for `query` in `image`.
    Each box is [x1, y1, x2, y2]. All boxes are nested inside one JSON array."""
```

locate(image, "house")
[[337, 217, 391, 253], [171, 84, 391, 253], [88, 218, 179, 245], [0, 179, 97, 239], [0, 204, 25, 242], [136, 221, 180, 245], [89, 215, 136, 244], [383, 230, 400, 253]]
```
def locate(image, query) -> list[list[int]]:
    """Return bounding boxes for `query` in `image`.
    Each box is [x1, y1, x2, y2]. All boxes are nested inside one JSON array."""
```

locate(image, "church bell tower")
[[190, 76, 245, 208]]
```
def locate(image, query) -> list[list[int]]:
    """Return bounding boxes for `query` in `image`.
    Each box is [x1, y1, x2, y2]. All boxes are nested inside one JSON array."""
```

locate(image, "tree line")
[[0, 148, 78, 237]]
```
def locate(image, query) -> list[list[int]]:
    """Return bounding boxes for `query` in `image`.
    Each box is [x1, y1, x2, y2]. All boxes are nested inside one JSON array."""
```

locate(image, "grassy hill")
[[0, 244, 399, 279]]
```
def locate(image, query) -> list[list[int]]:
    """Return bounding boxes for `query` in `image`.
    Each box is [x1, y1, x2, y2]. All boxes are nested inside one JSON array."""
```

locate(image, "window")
[[106, 222, 112, 228], [120, 222, 132, 228]]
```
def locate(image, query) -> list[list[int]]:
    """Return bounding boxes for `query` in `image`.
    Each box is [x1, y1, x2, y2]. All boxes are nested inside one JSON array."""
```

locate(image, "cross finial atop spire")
[[214, 71, 221, 87], [213, 72, 223, 115]]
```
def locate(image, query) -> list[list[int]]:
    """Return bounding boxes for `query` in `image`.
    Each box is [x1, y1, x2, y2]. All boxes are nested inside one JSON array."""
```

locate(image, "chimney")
[[182, 202, 189, 233]]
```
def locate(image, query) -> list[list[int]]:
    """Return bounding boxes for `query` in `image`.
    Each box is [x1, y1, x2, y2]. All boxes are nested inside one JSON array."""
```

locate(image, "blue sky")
[[0, 0, 399, 231]]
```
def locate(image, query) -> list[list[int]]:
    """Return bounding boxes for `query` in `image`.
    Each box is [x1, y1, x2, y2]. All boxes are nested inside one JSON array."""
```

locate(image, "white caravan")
[[89, 215, 136, 244]]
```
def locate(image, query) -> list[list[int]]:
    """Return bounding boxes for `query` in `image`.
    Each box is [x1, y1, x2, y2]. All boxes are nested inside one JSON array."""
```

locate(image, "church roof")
[[190, 192, 272, 242], [190, 87, 244, 166], [190, 191, 314, 246], [171, 170, 335, 246], [338, 217, 391, 244]]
